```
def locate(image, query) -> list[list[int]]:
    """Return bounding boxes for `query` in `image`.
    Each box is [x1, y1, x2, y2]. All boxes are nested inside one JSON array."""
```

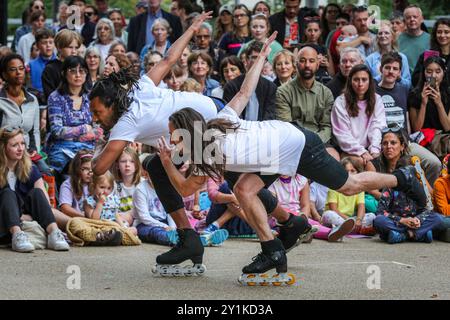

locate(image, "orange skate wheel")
[[271, 274, 282, 286], [411, 156, 420, 164], [260, 274, 269, 286], [286, 273, 296, 285], [246, 274, 256, 286]]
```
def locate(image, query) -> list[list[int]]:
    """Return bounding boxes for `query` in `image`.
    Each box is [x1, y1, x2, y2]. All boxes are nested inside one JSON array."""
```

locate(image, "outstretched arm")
[[148, 11, 213, 85], [92, 140, 128, 175], [227, 32, 277, 116]]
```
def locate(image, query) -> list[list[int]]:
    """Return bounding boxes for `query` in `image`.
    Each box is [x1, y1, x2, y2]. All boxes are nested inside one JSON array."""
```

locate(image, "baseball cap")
[[136, 0, 148, 9], [219, 4, 233, 15]]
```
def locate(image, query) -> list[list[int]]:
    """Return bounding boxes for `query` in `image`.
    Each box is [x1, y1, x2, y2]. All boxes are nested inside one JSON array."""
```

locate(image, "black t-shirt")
[[376, 83, 409, 128], [326, 72, 346, 99], [408, 87, 450, 132]]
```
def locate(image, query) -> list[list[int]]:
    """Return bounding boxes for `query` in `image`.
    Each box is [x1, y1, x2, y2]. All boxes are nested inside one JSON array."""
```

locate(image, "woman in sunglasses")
[[371, 125, 443, 244], [46, 56, 102, 175], [0, 127, 69, 252]]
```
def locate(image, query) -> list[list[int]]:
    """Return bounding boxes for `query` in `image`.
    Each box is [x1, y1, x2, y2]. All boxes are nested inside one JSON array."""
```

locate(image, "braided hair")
[[89, 67, 140, 121]]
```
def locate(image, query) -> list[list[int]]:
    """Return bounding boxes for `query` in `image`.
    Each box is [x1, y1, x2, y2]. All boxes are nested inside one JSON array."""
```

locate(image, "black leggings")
[[0, 188, 56, 234], [144, 155, 279, 215]]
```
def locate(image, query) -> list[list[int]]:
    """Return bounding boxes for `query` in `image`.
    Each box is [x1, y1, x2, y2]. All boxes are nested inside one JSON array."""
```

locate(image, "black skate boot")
[[393, 166, 428, 210], [239, 239, 295, 286], [277, 214, 313, 252], [152, 229, 206, 277]]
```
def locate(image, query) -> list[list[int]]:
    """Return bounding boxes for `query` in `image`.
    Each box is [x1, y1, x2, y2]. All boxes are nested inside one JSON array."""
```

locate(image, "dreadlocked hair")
[[89, 67, 140, 120], [169, 108, 240, 183]]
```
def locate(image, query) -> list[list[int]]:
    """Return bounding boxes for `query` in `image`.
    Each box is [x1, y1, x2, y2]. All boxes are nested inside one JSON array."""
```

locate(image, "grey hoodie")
[[0, 88, 40, 151]]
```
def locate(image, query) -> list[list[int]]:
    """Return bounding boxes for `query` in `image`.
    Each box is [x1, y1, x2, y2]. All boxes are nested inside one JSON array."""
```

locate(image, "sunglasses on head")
[[3, 126, 21, 133], [381, 124, 402, 134]]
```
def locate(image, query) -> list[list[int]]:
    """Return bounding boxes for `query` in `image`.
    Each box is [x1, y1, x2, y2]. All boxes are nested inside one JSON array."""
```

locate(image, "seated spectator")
[[238, 14, 283, 64], [0, 54, 50, 175], [433, 154, 450, 241], [408, 56, 450, 158], [211, 56, 245, 99], [192, 22, 218, 78], [59, 149, 93, 218], [84, 46, 103, 86], [139, 18, 172, 60], [223, 41, 277, 120], [325, 12, 350, 50], [84, 4, 99, 24], [84, 171, 136, 235], [180, 78, 202, 93], [0, 127, 69, 252], [108, 8, 128, 46], [17, 10, 46, 65], [322, 157, 376, 237], [331, 64, 386, 170], [102, 52, 131, 77], [320, 3, 341, 44], [366, 22, 411, 89], [12, 0, 44, 52], [108, 41, 127, 56], [47, 56, 102, 174], [214, 4, 233, 42], [373, 128, 443, 244], [66, 0, 96, 46], [276, 46, 337, 157], [113, 147, 142, 218], [326, 47, 364, 99], [253, 1, 271, 18], [349, 5, 377, 57], [272, 50, 296, 87], [177, 46, 191, 80], [336, 25, 366, 58], [89, 18, 117, 61], [187, 51, 219, 96], [42, 29, 82, 104], [375, 52, 441, 185], [390, 12, 406, 38], [126, 52, 141, 78], [163, 65, 186, 91], [411, 18, 450, 87], [28, 28, 56, 102], [398, 5, 430, 74], [218, 4, 251, 57], [132, 157, 176, 245], [142, 50, 163, 76]]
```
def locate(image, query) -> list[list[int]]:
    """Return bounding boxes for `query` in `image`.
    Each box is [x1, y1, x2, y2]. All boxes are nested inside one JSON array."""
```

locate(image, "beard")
[[299, 69, 315, 80]]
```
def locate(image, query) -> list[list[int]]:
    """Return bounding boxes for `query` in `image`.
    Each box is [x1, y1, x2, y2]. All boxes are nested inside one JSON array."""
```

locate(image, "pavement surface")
[[1, 237, 449, 300]]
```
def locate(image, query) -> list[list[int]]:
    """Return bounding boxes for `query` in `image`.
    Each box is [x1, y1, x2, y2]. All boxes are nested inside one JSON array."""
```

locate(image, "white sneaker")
[[12, 231, 35, 253], [47, 229, 70, 251]]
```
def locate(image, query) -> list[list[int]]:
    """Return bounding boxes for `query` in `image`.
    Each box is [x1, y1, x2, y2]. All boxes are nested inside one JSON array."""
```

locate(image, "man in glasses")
[[376, 52, 441, 184], [269, 0, 317, 51], [127, 0, 183, 55], [192, 23, 219, 78]]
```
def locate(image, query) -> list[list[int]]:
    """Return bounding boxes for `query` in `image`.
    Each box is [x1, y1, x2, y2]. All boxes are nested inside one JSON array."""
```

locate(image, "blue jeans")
[[374, 211, 444, 241], [136, 224, 170, 246]]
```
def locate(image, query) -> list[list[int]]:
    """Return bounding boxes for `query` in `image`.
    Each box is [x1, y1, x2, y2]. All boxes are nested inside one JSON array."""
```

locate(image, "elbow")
[[92, 162, 107, 176]]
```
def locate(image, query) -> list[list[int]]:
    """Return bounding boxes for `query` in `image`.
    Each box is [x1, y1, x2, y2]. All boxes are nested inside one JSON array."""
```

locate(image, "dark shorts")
[[293, 124, 349, 190]]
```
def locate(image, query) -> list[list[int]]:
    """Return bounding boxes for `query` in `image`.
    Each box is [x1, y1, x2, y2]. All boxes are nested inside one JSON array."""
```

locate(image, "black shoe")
[[91, 230, 122, 246], [277, 214, 308, 252], [242, 250, 287, 274], [156, 229, 204, 265], [393, 166, 427, 210]]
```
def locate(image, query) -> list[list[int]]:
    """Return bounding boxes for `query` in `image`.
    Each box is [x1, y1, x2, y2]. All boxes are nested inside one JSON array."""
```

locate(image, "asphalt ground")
[[1, 236, 449, 301]]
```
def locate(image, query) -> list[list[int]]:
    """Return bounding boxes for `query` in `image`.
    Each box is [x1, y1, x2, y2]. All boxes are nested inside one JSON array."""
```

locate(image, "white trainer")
[[47, 229, 70, 251], [12, 231, 35, 253]]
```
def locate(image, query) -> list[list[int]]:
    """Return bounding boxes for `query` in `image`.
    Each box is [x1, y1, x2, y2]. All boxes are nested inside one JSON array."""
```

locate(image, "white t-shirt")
[[215, 106, 305, 176], [310, 182, 329, 213], [109, 75, 218, 147], [7, 170, 17, 191]]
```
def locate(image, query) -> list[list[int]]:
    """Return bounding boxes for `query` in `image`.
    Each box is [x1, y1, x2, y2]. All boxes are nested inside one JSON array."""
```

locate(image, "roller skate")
[[238, 239, 296, 286], [277, 214, 316, 252], [152, 229, 206, 277], [393, 165, 428, 210], [410, 156, 434, 211]]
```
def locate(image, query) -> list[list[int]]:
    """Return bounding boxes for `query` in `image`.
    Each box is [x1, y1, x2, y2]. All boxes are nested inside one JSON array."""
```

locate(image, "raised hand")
[[190, 11, 213, 33], [157, 136, 174, 165], [261, 31, 278, 58]]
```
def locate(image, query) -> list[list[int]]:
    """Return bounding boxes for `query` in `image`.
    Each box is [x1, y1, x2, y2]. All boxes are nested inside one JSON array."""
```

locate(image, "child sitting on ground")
[[84, 171, 137, 235]]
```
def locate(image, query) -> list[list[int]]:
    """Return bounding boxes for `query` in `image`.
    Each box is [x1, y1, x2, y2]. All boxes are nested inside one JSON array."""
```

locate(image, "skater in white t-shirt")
[[157, 33, 430, 285]]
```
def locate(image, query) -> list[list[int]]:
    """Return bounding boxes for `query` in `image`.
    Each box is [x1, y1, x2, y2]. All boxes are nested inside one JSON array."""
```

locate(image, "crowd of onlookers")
[[0, 0, 450, 253]]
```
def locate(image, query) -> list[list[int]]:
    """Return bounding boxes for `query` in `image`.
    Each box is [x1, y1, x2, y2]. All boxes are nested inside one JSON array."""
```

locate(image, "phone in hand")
[[426, 76, 436, 89]]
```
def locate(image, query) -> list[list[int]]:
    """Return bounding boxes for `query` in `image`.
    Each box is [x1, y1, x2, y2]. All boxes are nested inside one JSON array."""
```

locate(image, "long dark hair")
[[430, 18, 450, 52], [320, 3, 341, 40], [412, 56, 450, 107], [344, 64, 376, 117], [58, 55, 90, 96], [168, 108, 240, 181], [89, 67, 139, 122]]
